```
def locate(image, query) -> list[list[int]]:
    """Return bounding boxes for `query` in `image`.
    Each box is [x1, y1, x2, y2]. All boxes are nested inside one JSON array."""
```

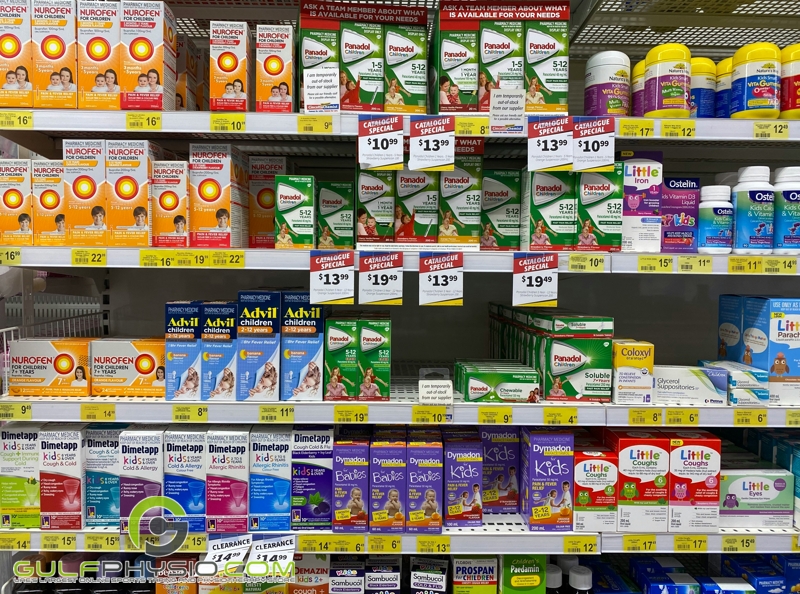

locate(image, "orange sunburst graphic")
[[188, 54, 196, 73], [53, 353, 75, 375], [39, 189, 61, 210], [198, 178, 221, 203], [3, 189, 23, 209], [158, 190, 179, 211], [129, 37, 154, 62], [72, 175, 97, 200], [0, 34, 21, 60], [217, 52, 238, 73], [114, 176, 139, 200], [135, 353, 155, 375], [256, 188, 274, 210], [264, 55, 284, 76], [87, 37, 111, 62], [41, 35, 66, 60], [167, 27, 175, 45]]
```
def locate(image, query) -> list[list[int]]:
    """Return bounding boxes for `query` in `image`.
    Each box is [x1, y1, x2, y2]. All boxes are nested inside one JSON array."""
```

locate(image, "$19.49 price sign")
[[573, 116, 615, 172], [359, 252, 403, 306], [408, 115, 455, 172], [513, 253, 558, 307], [528, 116, 573, 171], [357, 115, 403, 170], [419, 252, 463, 306], [310, 250, 354, 305]]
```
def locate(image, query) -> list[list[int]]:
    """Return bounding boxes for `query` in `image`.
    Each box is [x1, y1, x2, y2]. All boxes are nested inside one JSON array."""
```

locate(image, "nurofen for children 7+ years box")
[[39, 423, 86, 530], [237, 289, 280, 402], [10, 338, 93, 396], [90, 338, 165, 397], [520, 429, 573, 532]]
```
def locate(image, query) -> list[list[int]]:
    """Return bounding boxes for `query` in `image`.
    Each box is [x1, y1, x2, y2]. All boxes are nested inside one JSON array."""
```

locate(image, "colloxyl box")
[[369, 431, 406, 533], [520, 429, 573, 531], [333, 434, 369, 533], [665, 430, 720, 532], [662, 178, 699, 253], [719, 294, 744, 362], [481, 426, 519, 514], [206, 425, 250, 533], [292, 425, 334, 530], [249, 426, 291, 531], [0, 422, 44, 529], [237, 290, 280, 402], [164, 425, 206, 533], [444, 433, 483, 527], [406, 431, 443, 534], [281, 292, 326, 401], [85, 423, 127, 528], [39, 423, 86, 531], [166, 301, 202, 401], [200, 301, 237, 401], [620, 151, 662, 253], [119, 424, 166, 534]]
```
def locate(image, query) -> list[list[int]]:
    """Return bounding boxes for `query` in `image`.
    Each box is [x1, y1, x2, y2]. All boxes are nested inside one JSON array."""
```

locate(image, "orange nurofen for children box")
[[32, 160, 66, 246], [32, 0, 77, 109], [9, 338, 94, 396], [152, 160, 188, 247], [0, 0, 34, 108], [106, 139, 151, 247], [77, 0, 120, 110], [256, 25, 293, 113], [0, 159, 32, 246], [248, 156, 286, 248], [63, 139, 107, 246], [91, 338, 166, 397], [209, 20, 250, 112]]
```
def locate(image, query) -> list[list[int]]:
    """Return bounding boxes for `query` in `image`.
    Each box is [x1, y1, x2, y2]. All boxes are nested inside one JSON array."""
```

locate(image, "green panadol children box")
[[396, 168, 439, 244], [576, 163, 623, 252], [440, 153, 482, 245], [521, 169, 575, 251], [340, 21, 384, 112], [324, 316, 358, 401], [481, 169, 521, 251], [357, 315, 391, 401], [524, 18, 569, 113], [384, 24, 427, 113], [317, 181, 354, 249], [275, 175, 315, 249], [356, 166, 395, 243], [479, 20, 525, 110], [431, 18, 478, 112], [299, 27, 338, 111]]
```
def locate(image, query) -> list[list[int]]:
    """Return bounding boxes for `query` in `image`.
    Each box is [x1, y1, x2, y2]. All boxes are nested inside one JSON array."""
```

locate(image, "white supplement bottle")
[[584, 51, 631, 117], [714, 171, 738, 187], [698, 185, 733, 254], [773, 167, 800, 254], [733, 166, 774, 254]]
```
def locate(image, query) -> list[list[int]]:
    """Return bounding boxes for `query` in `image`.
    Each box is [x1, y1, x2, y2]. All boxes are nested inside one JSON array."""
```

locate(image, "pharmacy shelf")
[[605, 405, 797, 428], [601, 529, 800, 554]]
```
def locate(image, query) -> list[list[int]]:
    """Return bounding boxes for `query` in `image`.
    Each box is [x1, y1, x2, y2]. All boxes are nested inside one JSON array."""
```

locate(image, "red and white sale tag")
[[512, 253, 558, 307], [359, 251, 403, 306], [358, 115, 404, 170], [572, 116, 615, 172], [528, 116, 573, 171], [408, 115, 455, 172], [310, 250, 354, 305], [419, 252, 463, 306]]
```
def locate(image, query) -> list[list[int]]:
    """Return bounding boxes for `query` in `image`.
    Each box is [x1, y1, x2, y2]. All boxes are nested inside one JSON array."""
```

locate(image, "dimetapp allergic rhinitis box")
[[32, 160, 66, 247], [32, 0, 77, 109], [85, 423, 127, 528], [39, 423, 86, 530], [152, 160, 188, 247], [0, 0, 33, 108], [0, 159, 32, 246], [0, 422, 44, 529], [165, 301, 202, 401], [210, 20, 250, 112], [119, 424, 165, 534], [249, 426, 291, 531], [63, 139, 107, 247], [90, 338, 165, 397], [164, 425, 206, 533], [10, 338, 93, 396], [237, 289, 280, 402], [77, 0, 120, 110], [106, 139, 151, 247], [206, 425, 250, 533]]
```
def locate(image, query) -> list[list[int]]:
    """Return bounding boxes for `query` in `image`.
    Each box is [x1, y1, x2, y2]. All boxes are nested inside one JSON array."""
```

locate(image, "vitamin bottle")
[[557, 555, 579, 574], [715, 171, 738, 187], [690, 57, 716, 118], [698, 185, 733, 254], [773, 167, 800, 254], [733, 166, 774, 254], [584, 51, 631, 116], [631, 59, 645, 117], [644, 43, 691, 118], [716, 57, 732, 118], [780, 44, 800, 119], [731, 42, 781, 119], [568, 566, 593, 594], [547, 564, 565, 594]]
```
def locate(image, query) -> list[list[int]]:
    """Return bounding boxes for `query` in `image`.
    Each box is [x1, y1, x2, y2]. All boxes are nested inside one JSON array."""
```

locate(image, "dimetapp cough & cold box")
[[291, 425, 334, 531], [10, 338, 93, 396], [119, 423, 165, 534], [39, 423, 86, 530], [206, 425, 250, 533]]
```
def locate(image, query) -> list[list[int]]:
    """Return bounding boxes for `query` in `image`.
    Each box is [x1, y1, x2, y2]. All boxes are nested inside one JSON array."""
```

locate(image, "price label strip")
[[572, 116, 615, 172], [728, 256, 763, 274], [623, 534, 657, 552], [674, 534, 707, 552], [259, 405, 295, 424], [126, 112, 162, 131], [211, 250, 245, 269], [173, 405, 208, 423], [568, 253, 606, 273], [359, 251, 403, 305], [543, 406, 578, 425], [664, 408, 700, 426], [513, 253, 558, 307], [478, 406, 513, 425], [412, 405, 447, 424], [140, 249, 176, 268], [733, 409, 768, 426], [297, 115, 334, 134], [678, 255, 713, 274], [80, 403, 116, 422], [629, 408, 663, 426], [210, 113, 245, 133], [619, 118, 655, 138], [754, 121, 789, 140], [0, 110, 33, 129], [408, 115, 455, 171], [0, 533, 31, 550], [85, 533, 120, 551], [0, 248, 22, 266], [368, 535, 402, 554], [417, 535, 450, 554], [72, 248, 107, 267], [722, 535, 757, 552], [563, 535, 597, 554], [764, 256, 797, 275], [638, 255, 674, 273], [455, 116, 489, 137], [0, 402, 32, 420], [334, 405, 369, 424], [41, 533, 77, 551], [357, 115, 404, 170], [419, 252, 463, 306], [528, 115, 573, 171], [310, 250, 354, 305], [661, 120, 695, 138]]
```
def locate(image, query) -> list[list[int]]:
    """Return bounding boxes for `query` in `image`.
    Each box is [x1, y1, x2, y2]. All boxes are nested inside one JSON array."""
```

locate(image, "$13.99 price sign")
[[572, 116, 615, 172], [310, 250, 354, 305], [528, 116, 573, 171], [513, 253, 558, 307], [357, 115, 403, 170], [408, 115, 454, 172], [419, 252, 463, 306], [359, 251, 403, 305]]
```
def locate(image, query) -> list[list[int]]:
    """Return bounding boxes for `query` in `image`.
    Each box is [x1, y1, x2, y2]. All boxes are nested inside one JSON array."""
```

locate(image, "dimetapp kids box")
[[77, 0, 120, 110], [340, 21, 383, 112], [369, 431, 406, 533], [249, 426, 291, 531], [520, 429, 573, 532], [201, 301, 237, 401], [281, 291, 326, 401], [39, 423, 85, 530], [481, 169, 520, 251], [358, 317, 391, 401], [10, 338, 93, 396], [395, 169, 438, 244], [90, 338, 165, 397], [249, 156, 286, 248], [0, 159, 32, 246], [256, 25, 293, 113], [206, 425, 250, 533], [521, 170, 575, 251], [439, 156, 482, 245], [665, 430, 721, 532], [106, 139, 151, 247], [210, 21, 250, 112], [0, 422, 44, 529], [275, 175, 315, 249], [356, 167, 395, 243], [164, 425, 206, 533], [32, 0, 77, 109], [165, 301, 202, 401], [32, 160, 65, 246], [85, 423, 127, 528], [576, 164, 623, 251], [620, 151, 663, 253], [152, 161, 189, 247], [63, 139, 107, 247], [406, 431, 443, 534], [237, 289, 280, 402], [332, 434, 369, 533], [292, 425, 334, 530], [662, 178, 699, 253], [317, 181, 354, 249], [481, 426, 519, 514], [574, 448, 618, 532], [384, 24, 426, 113], [479, 20, 524, 109], [119, 423, 165, 534], [524, 13, 570, 113], [444, 433, 482, 527], [0, 0, 33, 108], [324, 317, 358, 401]]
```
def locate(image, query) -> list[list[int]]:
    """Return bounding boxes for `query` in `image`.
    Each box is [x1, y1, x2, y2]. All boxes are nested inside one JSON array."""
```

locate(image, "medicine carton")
[[120, 0, 177, 111], [479, 169, 520, 251], [0, 0, 33, 108], [255, 25, 293, 113], [605, 429, 670, 532], [0, 159, 32, 246], [205, 425, 249, 533], [365, 557, 401, 594], [481, 426, 519, 514], [0, 422, 44, 529], [281, 291, 326, 401], [90, 338, 165, 397], [664, 430, 721, 532], [653, 366, 728, 406], [332, 434, 369, 533], [699, 360, 768, 389], [119, 423, 165, 534], [384, 24, 427, 113], [164, 425, 206, 533], [630, 556, 686, 583], [406, 432, 443, 533], [729, 566, 787, 594], [439, 159, 482, 246], [10, 338, 93, 396], [479, 20, 524, 102], [640, 574, 700, 594], [619, 151, 663, 253], [317, 181, 354, 249], [165, 301, 202, 401], [719, 294, 744, 362], [719, 468, 794, 528], [200, 301, 237, 401], [248, 156, 286, 248], [330, 558, 365, 594], [32, 0, 77, 109], [289, 554, 330, 594], [576, 164, 623, 251], [77, 0, 120, 110], [612, 339, 655, 405], [39, 423, 86, 530], [175, 34, 197, 110], [357, 317, 391, 401], [275, 175, 315, 249], [106, 139, 152, 247], [340, 21, 384, 112], [291, 425, 334, 530], [210, 21, 250, 111], [462, 367, 539, 403], [151, 161, 189, 247], [444, 433, 483, 527], [524, 14, 569, 113], [324, 317, 358, 401], [453, 556, 498, 594], [520, 429, 573, 531], [411, 557, 449, 594], [369, 430, 406, 533], [356, 167, 395, 243], [521, 170, 575, 251], [498, 555, 546, 594], [574, 448, 618, 533], [32, 160, 66, 246], [249, 426, 291, 531], [63, 139, 107, 246], [697, 577, 756, 594], [237, 289, 280, 402], [85, 423, 126, 528], [298, 21, 338, 113], [431, 22, 478, 112], [662, 178, 699, 253], [395, 169, 438, 244]]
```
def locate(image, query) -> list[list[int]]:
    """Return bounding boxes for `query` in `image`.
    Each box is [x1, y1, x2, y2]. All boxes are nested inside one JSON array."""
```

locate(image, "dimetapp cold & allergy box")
[[119, 423, 165, 534]]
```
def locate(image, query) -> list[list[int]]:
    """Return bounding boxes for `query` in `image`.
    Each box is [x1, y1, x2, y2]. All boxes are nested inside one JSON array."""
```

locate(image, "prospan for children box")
[[10, 338, 93, 396], [521, 170, 575, 251], [384, 24, 426, 113], [90, 338, 165, 397], [275, 175, 315, 249], [39, 423, 86, 530], [439, 154, 482, 245], [106, 139, 151, 247], [358, 317, 391, 401], [576, 164, 623, 251], [444, 433, 482, 527], [249, 156, 286, 248], [317, 181, 354, 249], [481, 169, 520, 251], [85, 423, 127, 528], [32, 160, 65, 246], [237, 289, 280, 402], [524, 12, 570, 113], [574, 448, 618, 533], [0, 422, 44, 529], [210, 21, 250, 112], [0, 159, 32, 246], [406, 432, 443, 534], [340, 21, 383, 112], [332, 434, 369, 533], [281, 291, 326, 401], [152, 161, 189, 247], [369, 431, 406, 533], [356, 167, 395, 243], [164, 425, 206, 533], [63, 139, 107, 247], [201, 301, 237, 401], [32, 0, 77, 109], [119, 423, 165, 534], [453, 556, 497, 594], [479, 21, 524, 104], [324, 317, 358, 401], [481, 426, 519, 514], [206, 425, 250, 533], [77, 0, 120, 110], [662, 178, 699, 253], [165, 301, 202, 401], [292, 425, 334, 530], [665, 430, 721, 532], [0, 0, 33, 108], [620, 151, 662, 253], [520, 429, 573, 531], [249, 426, 291, 532], [256, 25, 293, 113]]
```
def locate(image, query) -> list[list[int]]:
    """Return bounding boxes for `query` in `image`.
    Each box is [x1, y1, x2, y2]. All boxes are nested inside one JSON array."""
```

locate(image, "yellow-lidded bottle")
[[716, 57, 733, 118], [690, 57, 716, 118], [780, 44, 800, 119], [731, 42, 781, 119], [644, 43, 691, 118], [631, 59, 646, 116]]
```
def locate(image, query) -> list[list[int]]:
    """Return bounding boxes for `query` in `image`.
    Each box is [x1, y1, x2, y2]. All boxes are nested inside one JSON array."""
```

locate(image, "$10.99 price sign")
[[357, 115, 403, 170], [310, 250, 354, 305], [408, 115, 455, 171], [359, 252, 403, 306], [572, 116, 615, 172], [513, 253, 558, 307], [528, 116, 573, 171], [419, 252, 463, 306]]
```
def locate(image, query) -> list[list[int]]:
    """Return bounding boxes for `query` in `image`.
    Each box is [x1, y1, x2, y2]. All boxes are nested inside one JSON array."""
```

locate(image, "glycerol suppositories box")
[[63, 139, 107, 246], [152, 161, 189, 247], [249, 427, 291, 532], [0, 0, 33, 108], [249, 156, 286, 248], [237, 289, 280, 402], [340, 21, 383, 112], [654, 366, 727, 406], [10, 338, 93, 396], [85, 423, 127, 528], [206, 425, 250, 533], [77, 0, 120, 110], [317, 181, 354, 249], [164, 426, 206, 533], [32, 0, 77, 109], [91, 338, 165, 397], [119, 424, 165, 534], [256, 25, 293, 113], [0, 159, 33, 246], [481, 169, 520, 251], [32, 160, 66, 246], [39, 423, 86, 530], [210, 21, 250, 112], [0, 422, 44, 529], [384, 25, 426, 113], [275, 175, 315, 249], [395, 169, 438, 244], [106, 139, 151, 247]]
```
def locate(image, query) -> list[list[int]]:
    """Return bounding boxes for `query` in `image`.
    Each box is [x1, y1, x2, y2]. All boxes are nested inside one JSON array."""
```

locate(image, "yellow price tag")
[[297, 535, 364, 553], [563, 535, 597, 554], [543, 407, 578, 425], [172, 250, 207, 268], [677, 256, 713, 274], [259, 405, 295, 423], [664, 408, 699, 426], [728, 256, 763, 274], [368, 535, 402, 554], [80, 403, 116, 422], [674, 534, 707, 552], [478, 406, 512, 425], [124, 534, 159, 551], [172, 404, 208, 423], [210, 250, 245, 268], [125, 112, 162, 131], [629, 408, 663, 426], [0, 248, 22, 266], [638, 255, 673, 273], [754, 121, 789, 140], [623, 534, 657, 552], [764, 256, 797, 275], [568, 253, 605, 272], [619, 118, 655, 137], [140, 249, 176, 268], [412, 405, 447, 424], [661, 120, 695, 138], [734, 408, 768, 427], [0, 402, 32, 420], [0, 110, 33, 129], [334, 404, 368, 424], [85, 533, 120, 551], [455, 116, 489, 137], [71, 248, 107, 267], [297, 115, 334, 134], [0, 533, 31, 550], [722, 535, 757, 552], [794, 535, 800, 552], [417, 535, 451, 554], [179, 534, 208, 552], [787, 409, 800, 427], [210, 113, 245, 132], [41, 533, 77, 551]]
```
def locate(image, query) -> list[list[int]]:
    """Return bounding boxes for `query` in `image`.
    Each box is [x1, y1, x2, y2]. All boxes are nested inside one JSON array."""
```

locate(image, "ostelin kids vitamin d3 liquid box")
[[206, 425, 250, 533], [0, 422, 44, 529], [520, 429, 573, 531], [32, 0, 77, 109], [39, 423, 85, 530], [237, 289, 280, 402]]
